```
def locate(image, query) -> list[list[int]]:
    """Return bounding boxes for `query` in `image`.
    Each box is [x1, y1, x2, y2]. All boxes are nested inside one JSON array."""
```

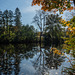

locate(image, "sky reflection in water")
[[0, 44, 73, 75]]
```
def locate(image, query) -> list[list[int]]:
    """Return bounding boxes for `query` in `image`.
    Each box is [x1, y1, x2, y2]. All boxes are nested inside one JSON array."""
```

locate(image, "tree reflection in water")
[[31, 44, 48, 75], [31, 44, 65, 75], [45, 49, 65, 70], [0, 44, 14, 75], [62, 50, 75, 75], [0, 44, 35, 75], [0, 44, 74, 75]]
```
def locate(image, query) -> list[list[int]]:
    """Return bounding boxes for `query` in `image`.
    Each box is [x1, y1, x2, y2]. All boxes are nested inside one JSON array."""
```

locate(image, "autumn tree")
[[32, 0, 75, 13], [60, 16, 75, 53], [32, 0, 75, 74], [32, 0, 75, 48]]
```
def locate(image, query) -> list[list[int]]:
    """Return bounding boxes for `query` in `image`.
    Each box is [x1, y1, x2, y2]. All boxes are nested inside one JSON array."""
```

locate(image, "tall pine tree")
[[14, 8, 22, 30]]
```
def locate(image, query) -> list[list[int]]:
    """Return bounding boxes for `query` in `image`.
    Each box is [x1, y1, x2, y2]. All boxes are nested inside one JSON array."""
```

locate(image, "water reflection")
[[31, 44, 65, 75], [0, 44, 74, 75], [0, 44, 36, 75], [62, 50, 75, 75], [45, 49, 65, 69]]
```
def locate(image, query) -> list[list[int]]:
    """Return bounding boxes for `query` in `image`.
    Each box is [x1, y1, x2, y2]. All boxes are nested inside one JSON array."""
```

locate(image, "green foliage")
[[0, 9, 36, 43], [44, 14, 65, 44], [14, 8, 22, 29], [62, 16, 75, 51], [60, 16, 75, 75], [15, 24, 36, 42]]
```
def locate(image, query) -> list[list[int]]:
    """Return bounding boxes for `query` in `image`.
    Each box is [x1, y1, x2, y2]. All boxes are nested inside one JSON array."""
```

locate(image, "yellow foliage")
[[60, 12, 63, 14], [32, 0, 73, 12], [58, 53, 61, 55], [51, 48, 62, 55], [72, 27, 75, 30], [66, 23, 70, 26]]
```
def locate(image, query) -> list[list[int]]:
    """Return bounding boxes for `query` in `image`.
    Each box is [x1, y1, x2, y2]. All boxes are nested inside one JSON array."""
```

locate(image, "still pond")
[[0, 44, 74, 75]]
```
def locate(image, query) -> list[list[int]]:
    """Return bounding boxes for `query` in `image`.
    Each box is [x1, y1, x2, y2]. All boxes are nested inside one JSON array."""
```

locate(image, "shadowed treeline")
[[0, 8, 37, 43]]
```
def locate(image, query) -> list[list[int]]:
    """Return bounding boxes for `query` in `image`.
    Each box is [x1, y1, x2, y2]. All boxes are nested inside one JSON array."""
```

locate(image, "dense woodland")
[[0, 8, 65, 44], [0, 8, 36, 43]]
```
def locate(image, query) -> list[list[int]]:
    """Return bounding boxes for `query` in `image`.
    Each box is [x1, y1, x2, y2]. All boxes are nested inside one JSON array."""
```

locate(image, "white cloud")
[[22, 5, 41, 13]]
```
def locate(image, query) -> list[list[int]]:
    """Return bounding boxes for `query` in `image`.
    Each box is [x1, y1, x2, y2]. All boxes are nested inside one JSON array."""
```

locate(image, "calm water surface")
[[0, 44, 73, 75]]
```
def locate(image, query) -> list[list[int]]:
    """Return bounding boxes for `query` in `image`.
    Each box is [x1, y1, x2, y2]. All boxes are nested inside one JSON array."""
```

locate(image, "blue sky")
[[0, 0, 41, 27]]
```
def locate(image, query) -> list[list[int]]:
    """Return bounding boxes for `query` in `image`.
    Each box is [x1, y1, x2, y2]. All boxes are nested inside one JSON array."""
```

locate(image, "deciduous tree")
[[32, 0, 75, 13]]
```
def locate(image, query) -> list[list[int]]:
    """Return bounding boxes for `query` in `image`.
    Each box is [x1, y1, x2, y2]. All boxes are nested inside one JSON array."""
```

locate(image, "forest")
[[0, 8, 36, 43], [0, 8, 65, 44]]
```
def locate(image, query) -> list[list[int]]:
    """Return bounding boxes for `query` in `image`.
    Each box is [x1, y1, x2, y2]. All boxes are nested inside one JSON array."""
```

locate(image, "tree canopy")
[[32, 0, 75, 13], [0, 9, 36, 43]]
